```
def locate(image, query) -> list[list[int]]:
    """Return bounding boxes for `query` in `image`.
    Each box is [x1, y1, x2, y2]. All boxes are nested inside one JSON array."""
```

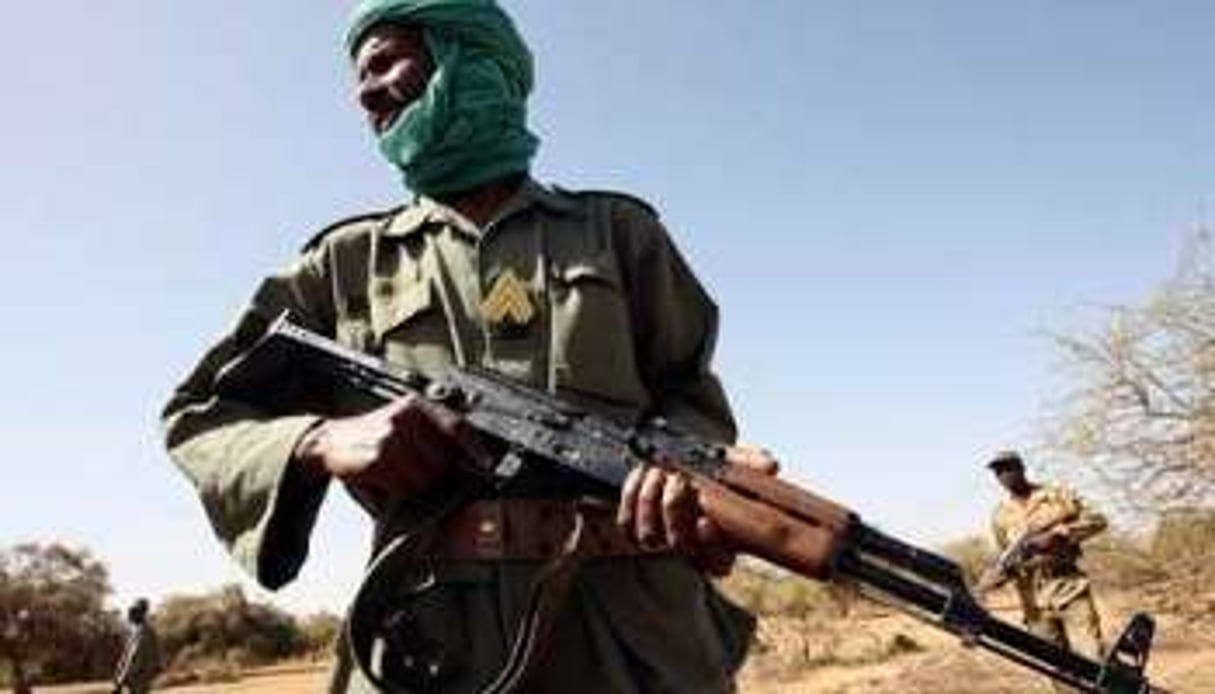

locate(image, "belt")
[[431, 499, 667, 561], [352, 498, 669, 692]]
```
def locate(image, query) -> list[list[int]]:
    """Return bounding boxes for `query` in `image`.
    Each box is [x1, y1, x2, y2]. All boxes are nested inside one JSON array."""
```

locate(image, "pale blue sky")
[[1, 2, 1210, 613]]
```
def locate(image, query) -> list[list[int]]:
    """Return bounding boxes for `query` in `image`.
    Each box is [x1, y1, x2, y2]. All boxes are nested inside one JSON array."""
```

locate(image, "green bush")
[[155, 585, 305, 672]]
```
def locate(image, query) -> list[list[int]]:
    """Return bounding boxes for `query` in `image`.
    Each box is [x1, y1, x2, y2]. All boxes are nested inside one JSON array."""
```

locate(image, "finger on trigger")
[[661, 472, 693, 549], [617, 465, 645, 529], [408, 398, 491, 471], [636, 466, 666, 548]]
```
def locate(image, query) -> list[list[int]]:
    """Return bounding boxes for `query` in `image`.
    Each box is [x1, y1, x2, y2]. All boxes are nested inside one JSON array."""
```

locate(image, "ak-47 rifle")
[[217, 315, 1160, 694], [976, 521, 1072, 594]]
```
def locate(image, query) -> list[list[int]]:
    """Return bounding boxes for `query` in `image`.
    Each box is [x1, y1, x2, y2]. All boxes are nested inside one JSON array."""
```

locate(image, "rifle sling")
[[350, 498, 605, 694], [481, 501, 591, 694]]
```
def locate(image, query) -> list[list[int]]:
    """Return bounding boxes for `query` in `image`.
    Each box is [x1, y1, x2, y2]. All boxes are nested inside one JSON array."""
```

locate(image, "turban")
[[346, 0, 540, 197]]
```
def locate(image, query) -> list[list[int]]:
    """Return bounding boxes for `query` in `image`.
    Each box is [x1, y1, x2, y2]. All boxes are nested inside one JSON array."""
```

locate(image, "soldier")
[[7, 609, 33, 694], [986, 450, 1107, 678], [162, 0, 774, 691], [112, 598, 160, 694]]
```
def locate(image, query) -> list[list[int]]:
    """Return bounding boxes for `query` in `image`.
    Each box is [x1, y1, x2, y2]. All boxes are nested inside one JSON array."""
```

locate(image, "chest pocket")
[[548, 251, 647, 408], [370, 273, 457, 374]]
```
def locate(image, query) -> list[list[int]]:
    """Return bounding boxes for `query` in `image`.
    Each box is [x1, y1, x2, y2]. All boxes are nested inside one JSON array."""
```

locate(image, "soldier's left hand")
[[617, 444, 779, 576]]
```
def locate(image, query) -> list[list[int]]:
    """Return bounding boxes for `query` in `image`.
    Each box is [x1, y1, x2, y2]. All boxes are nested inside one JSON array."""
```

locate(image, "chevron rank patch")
[[481, 267, 536, 329]]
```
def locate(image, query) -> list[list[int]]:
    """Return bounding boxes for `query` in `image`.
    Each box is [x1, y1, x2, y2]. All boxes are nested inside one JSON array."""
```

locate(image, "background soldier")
[[986, 450, 1107, 685], [162, 0, 775, 691], [112, 598, 160, 694], [7, 609, 33, 694]]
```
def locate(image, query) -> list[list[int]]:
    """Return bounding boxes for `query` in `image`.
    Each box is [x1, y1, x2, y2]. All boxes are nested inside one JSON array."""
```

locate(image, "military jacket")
[[991, 484, 1107, 614], [162, 180, 753, 693]]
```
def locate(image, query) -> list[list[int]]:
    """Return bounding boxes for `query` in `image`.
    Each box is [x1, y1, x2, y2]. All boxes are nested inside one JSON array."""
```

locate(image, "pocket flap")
[[370, 279, 436, 340], [555, 255, 620, 289]]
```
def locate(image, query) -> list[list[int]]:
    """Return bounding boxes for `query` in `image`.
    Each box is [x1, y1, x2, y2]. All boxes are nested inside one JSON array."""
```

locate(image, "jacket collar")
[[383, 178, 582, 240]]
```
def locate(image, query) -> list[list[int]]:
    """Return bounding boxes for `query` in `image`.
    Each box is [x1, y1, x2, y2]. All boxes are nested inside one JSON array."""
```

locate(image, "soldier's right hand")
[[292, 396, 487, 498]]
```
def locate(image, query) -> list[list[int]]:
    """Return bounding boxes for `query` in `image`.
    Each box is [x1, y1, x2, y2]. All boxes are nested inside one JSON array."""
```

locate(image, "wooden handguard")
[[717, 463, 855, 532], [689, 465, 855, 579]]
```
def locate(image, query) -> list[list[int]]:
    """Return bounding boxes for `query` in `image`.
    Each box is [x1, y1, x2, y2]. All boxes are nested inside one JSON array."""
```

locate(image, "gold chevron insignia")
[[481, 268, 536, 327]]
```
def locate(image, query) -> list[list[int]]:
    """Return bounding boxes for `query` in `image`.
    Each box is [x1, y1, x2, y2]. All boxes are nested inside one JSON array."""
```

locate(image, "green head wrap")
[[346, 0, 540, 197]]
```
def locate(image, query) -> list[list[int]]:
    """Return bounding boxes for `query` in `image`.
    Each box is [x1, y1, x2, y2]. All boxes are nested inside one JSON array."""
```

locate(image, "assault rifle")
[[218, 315, 1159, 693], [976, 524, 1069, 594]]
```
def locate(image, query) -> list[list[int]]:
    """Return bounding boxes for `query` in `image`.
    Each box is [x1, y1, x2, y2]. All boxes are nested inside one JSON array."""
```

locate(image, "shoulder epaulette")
[[553, 186, 660, 219], [300, 207, 403, 253]]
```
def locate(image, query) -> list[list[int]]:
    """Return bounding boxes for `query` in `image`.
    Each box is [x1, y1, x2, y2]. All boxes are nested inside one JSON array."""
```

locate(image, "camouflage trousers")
[[1026, 589, 1105, 693]]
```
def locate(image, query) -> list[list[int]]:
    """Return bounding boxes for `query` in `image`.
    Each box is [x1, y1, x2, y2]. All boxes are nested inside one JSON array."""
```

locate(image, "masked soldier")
[[986, 450, 1108, 681], [162, 1, 774, 691]]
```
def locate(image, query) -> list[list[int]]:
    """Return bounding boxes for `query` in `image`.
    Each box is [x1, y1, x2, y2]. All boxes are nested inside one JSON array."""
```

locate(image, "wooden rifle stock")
[[692, 464, 853, 579]]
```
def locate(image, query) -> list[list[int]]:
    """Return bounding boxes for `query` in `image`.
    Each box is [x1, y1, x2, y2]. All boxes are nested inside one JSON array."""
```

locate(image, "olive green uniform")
[[162, 180, 754, 693], [991, 484, 1107, 668]]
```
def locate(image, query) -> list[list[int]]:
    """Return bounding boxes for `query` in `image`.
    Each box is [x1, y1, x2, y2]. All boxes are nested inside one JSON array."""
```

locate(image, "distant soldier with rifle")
[[982, 450, 1109, 674], [112, 598, 160, 694]]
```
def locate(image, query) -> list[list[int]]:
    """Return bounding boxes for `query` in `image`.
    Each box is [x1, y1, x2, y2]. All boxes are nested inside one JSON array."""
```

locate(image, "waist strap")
[[432, 498, 665, 561], [350, 497, 669, 693]]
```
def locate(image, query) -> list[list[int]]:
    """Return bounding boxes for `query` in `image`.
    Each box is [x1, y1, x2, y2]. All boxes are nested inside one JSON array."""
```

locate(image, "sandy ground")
[[736, 595, 1215, 694], [737, 622, 1215, 693], [37, 663, 324, 694], [41, 594, 1215, 693]]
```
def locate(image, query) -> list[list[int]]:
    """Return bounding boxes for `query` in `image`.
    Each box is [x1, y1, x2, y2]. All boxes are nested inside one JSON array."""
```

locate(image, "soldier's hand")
[[1024, 527, 1068, 553], [616, 444, 780, 576], [973, 572, 1001, 602], [293, 396, 488, 498]]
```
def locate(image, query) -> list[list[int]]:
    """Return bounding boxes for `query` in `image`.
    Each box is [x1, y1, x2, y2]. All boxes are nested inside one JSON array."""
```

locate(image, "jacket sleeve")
[[161, 246, 338, 589], [1056, 487, 1108, 545], [991, 511, 1010, 551], [610, 199, 737, 443]]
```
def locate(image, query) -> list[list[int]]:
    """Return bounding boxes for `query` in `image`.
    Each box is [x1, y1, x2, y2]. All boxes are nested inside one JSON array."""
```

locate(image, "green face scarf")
[[346, 0, 540, 197]]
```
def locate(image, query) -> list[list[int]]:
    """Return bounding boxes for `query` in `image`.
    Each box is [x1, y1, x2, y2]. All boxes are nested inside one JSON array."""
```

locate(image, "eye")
[[365, 52, 393, 78]]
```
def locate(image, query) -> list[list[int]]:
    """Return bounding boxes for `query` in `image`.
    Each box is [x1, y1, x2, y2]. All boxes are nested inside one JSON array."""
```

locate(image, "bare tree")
[[1045, 226, 1215, 513]]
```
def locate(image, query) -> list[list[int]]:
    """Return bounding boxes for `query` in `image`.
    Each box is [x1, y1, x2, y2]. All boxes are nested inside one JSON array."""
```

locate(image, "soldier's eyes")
[[364, 53, 393, 77]]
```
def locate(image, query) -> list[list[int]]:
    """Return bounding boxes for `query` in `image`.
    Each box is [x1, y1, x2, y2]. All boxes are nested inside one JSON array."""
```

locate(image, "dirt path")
[[41, 602, 1215, 693]]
